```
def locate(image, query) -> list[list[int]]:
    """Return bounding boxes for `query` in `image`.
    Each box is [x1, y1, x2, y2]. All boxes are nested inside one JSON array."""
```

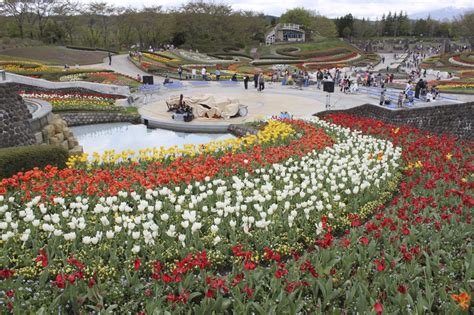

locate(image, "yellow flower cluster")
[[0, 61, 49, 73], [143, 53, 178, 63], [67, 120, 295, 168]]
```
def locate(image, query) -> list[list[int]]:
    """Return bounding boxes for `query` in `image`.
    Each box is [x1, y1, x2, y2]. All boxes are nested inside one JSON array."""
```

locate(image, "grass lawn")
[[0, 46, 108, 65]]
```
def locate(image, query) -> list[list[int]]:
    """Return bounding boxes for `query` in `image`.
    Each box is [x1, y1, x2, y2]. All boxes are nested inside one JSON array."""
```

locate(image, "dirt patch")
[[0, 46, 108, 65]]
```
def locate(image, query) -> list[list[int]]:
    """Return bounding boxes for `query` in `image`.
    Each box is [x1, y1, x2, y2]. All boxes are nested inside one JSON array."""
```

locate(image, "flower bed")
[[0, 61, 105, 80], [59, 72, 141, 88], [1, 115, 471, 313], [19, 91, 121, 112]]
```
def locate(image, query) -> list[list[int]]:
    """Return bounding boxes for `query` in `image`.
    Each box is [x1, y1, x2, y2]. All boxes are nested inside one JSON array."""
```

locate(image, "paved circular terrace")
[[138, 83, 465, 133]]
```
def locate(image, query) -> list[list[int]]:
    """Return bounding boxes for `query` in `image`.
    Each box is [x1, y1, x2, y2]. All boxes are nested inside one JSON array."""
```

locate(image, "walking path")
[[76, 53, 473, 133], [82, 54, 165, 85]]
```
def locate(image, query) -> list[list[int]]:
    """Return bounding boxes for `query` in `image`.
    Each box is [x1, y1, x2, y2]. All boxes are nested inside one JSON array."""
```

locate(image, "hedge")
[[0, 145, 69, 179], [276, 47, 353, 58], [66, 46, 119, 54], [211, 52, 253, 59]]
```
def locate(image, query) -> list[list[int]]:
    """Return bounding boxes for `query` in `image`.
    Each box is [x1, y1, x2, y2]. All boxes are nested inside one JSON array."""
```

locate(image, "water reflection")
[[71, 123, 234, 154]]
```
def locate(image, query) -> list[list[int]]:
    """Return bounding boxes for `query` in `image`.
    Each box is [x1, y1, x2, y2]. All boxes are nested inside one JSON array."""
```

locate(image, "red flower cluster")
[[0, 269, 15, 279], [0, 120, 333, 201], [35, 249, 48, 267]]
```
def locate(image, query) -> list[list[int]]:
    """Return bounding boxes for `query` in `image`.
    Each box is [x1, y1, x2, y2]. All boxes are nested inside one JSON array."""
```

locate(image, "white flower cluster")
[[59, 73, 85, 82], [0, 119, 402, 252]]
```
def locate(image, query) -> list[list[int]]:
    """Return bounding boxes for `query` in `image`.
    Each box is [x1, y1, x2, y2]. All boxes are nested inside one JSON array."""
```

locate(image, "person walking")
[[253, 73, 258, 89], [201, 67, 207, 81], [258, 73, 265, 91], [215, 68, 221, 81], [243, 75, 249, 90], [108, 52, 112, 65], [178, 66, 183, 80]]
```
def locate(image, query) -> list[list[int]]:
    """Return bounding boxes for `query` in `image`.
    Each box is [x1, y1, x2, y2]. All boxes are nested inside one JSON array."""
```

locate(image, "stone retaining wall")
[[228, 124, 259, 137], [0, 82, 36, 148], [315, 103, 473, 140], [6, 72, 130, 96], [60, 112, 141, 126]]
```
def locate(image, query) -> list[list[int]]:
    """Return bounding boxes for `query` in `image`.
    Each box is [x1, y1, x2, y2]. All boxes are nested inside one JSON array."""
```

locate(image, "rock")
[[63, 127, 72, 138], [42, 124, 55, 140], [34, 132, 43, 144], [68, 138, 78, 149], [70, 145, 84, 155], [49, 136, 61, 146], [55, 132, 64, 143], [52, 122, 63, 133]]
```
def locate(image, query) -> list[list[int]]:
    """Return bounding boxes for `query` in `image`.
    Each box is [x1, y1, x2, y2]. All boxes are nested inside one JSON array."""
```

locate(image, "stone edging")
[[448, 57, 474, 68], [315, 102, 473, 140], [60, 111, 141, 126]]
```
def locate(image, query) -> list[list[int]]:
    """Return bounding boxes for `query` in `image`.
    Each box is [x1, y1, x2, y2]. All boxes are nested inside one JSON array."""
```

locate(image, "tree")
[[86, 2, 116, 48], [310, 15, 337, 38], [280, 7, 312, 30], [353, 18, 375, 38], [53, 0, 82, 44], [335, 14, 353, 38], [31, 0, 59, 39], [454, 12, 474, 46], [0, 0, 31, 38]]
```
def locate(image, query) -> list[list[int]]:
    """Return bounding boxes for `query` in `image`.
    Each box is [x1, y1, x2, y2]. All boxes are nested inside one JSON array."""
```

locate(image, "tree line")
[[335, 11, 473, 45], [0, 0, 268, 51], [0, 1, 472, 51]]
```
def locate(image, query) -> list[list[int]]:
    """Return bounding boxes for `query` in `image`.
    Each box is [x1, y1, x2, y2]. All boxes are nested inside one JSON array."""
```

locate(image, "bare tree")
[[0, 0, 31, 38], [53, 0, 81, 44], [87, 2, 116, 48], [30, 0, 58, 38]]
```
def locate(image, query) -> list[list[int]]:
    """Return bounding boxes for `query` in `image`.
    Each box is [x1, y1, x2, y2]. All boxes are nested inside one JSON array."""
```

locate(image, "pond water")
[[71, 123, 234, 154]]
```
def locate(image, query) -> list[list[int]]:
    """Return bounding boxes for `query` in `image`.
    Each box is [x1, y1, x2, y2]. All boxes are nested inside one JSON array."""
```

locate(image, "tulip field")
[[19, 91, 122, 112], [0, 116, 472, 313]]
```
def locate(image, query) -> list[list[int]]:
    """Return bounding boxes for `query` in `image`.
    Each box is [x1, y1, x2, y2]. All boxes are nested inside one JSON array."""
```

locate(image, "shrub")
[[0, 145, 69, 179]]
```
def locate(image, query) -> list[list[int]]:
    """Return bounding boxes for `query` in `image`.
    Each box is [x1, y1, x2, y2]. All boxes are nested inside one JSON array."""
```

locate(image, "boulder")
[[70, 145, 84, 155], [42, 124, 55, 139], [68, 138, 79, 149], [55, 132, 65, 143], [49, 136, 61, 146]]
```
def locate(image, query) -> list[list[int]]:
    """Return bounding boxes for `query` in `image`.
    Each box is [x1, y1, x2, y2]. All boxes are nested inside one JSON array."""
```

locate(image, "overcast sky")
[[77, 0, 473, 19]]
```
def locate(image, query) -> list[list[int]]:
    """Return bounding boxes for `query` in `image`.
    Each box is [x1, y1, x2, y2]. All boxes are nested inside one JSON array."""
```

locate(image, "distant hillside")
[[409, 7, 473, 21]]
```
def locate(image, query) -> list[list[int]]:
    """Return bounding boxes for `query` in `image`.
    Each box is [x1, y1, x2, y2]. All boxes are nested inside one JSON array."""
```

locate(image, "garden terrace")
[[0, 46, 109, 66], [0, 115, 472, 313]]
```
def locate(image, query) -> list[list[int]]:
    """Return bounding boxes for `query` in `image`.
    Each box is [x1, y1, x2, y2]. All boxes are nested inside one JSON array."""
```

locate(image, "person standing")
[[379, 89, 386, 105], [258, 73, 265, 92], [201, 67, 207, 81], [253, 72, 258, 89], [398, 92, 404, 108], [178, 66, 183, 80], [316, 69, 323, 89], [303, 71, 309, 87], [191, 68, 196, 79], [108, 52, 112, 65], [243, 75, 249, 89], [215, 68, 221, 81], [415, 78, 423, 99]]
